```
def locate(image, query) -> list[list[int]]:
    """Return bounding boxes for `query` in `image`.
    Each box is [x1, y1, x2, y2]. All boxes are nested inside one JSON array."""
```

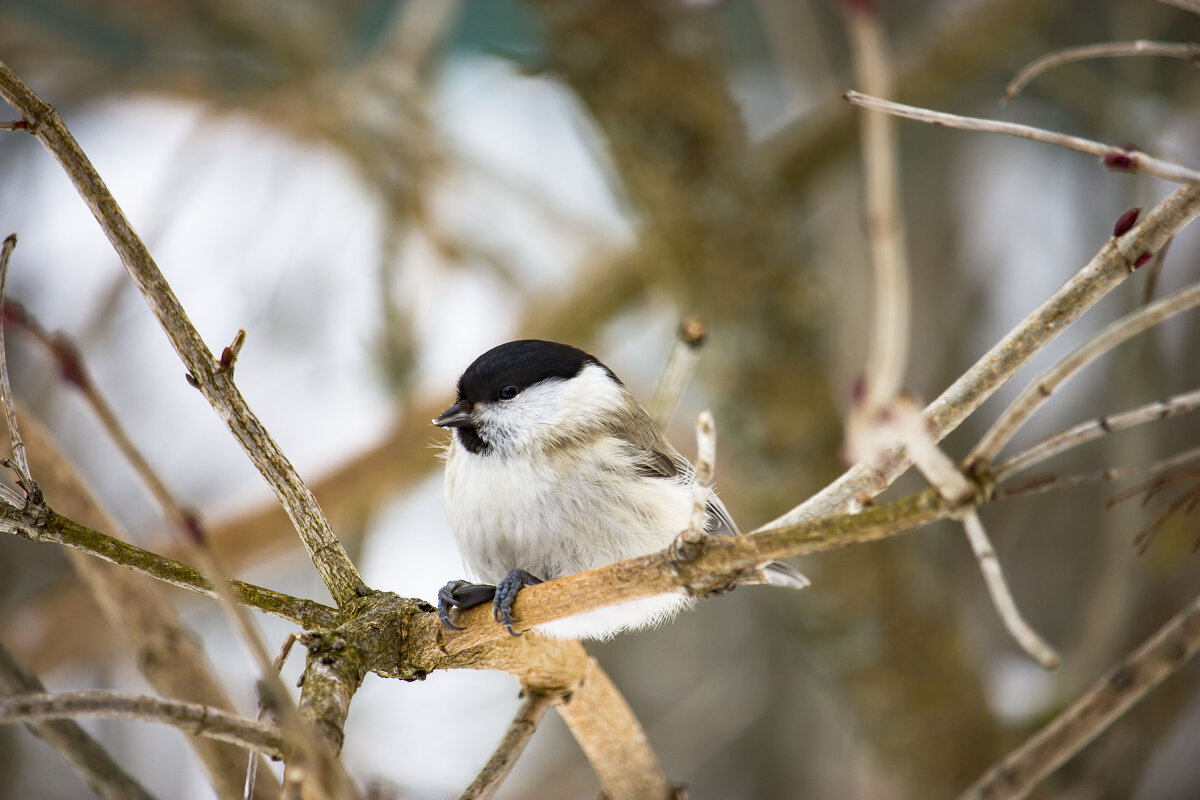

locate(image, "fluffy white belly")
[[443, 440, 693, 638]]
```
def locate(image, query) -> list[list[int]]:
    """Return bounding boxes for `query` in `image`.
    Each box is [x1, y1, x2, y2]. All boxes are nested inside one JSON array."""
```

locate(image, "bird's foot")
[[437, 580, 497, 631], [493, 568, 544, 636]]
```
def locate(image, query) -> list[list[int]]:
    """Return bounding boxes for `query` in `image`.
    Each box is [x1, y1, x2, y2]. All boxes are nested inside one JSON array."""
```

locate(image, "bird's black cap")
[[457, 340, 614, 404]]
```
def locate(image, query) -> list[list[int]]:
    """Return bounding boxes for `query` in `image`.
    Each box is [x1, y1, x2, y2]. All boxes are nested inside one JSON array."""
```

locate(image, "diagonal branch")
[[995, 387, 1200, 482], [0, 58, 367, 608], [959, 591, 1200, 800], [765, 183, 1200, 529], [0, 502, 339, 629], [968, 282, 1200, 469], [457, 690, 561, 800]]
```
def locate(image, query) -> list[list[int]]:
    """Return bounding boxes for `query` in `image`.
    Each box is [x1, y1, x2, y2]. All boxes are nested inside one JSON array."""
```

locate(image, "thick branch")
[[0, 58, 367, 607], [0, 691, 286, 758], [427, 490, 946, 655]]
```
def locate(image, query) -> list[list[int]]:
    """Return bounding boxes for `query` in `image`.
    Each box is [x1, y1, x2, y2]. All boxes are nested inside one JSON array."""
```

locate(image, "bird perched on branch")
[[434, 339, 808, 638]]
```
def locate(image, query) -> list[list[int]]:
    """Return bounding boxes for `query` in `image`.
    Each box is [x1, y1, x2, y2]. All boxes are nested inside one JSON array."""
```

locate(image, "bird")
[[433, 339, 809, 639]]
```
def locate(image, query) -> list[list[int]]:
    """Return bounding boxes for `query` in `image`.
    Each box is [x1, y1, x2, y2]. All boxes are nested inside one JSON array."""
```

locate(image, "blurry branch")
[[0, 59, 368, 608], [968, 282, 1200, 468], [767, 183, 1200, 528], [1113, 468, 1200, 555], [994, 387, 1200, 482], [647, 316, 707, 429], [245, 633, 298, 800], [21, 408, 280, 800], [843, 1, 911, 411], [689, 411, 716, 536], [0, 640, 155, 800], [995, 443, 1200, 501], [0, 502, 338, 629], [0, 691, 286, 758], [1159, 0, 1200, 16], [1006, 41, 1200, 101], [959, 591, 1200, 800], [457, 690, 561, 800], [843, 92, 1200, 187], [0, 294, 309, 797], [858, 398, 1058, 667], [761, 0, 1061, 185]]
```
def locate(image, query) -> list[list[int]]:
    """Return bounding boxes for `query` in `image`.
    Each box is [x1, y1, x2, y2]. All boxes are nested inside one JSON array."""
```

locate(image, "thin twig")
[[765, 184, 1200, 529], [457, 691, 560, 800], [995, 444, 1200, 500], [0, 640, 156, 800], [245, 633, 299, 800], [648, 316, 708, 428], [845, 3, 911, 409], [689, 410, 716, 536], [0, 234, 35, 500], [867, 400, 1056, 667], [1005, 40, 1200, 100], [961, 510, 1059, 668], [843, 91, 1200, 187], [959, 590, 1200, 800], [0, 58, 367, 607], [0, 691, 287, 758], [994, 387, 1200, 482], [969, 281, 1200, 469]]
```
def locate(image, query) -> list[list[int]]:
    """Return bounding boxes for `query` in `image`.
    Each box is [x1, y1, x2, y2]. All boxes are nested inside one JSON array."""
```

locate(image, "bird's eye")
[[498, 385, 520, 400]]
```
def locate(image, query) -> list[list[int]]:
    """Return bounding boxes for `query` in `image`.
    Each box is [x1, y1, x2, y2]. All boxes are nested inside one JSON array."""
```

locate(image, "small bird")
[[434, 339, 808, 639]]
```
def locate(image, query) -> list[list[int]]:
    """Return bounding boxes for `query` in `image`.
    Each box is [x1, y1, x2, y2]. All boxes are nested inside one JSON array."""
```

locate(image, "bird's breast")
[[443, 438, 692, 584]]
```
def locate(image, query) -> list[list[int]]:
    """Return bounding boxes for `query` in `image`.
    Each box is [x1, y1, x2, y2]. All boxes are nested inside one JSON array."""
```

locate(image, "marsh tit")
[[433, 339, 809, 639]]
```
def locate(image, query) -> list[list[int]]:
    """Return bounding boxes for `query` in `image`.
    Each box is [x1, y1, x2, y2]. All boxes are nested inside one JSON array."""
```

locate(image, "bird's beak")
[[433, 403, 471, 428]]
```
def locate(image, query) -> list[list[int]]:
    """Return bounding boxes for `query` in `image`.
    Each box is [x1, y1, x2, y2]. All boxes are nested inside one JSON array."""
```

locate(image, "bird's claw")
[[493, 568, 543, 637], [437, 579, 497, 631]]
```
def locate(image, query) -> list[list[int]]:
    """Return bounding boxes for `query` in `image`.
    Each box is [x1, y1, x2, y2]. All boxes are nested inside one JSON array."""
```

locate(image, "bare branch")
[[1158, 0, 1200, 16], [0, 502, 338, 629], [0, 58, 367, 607], [647, 316, 707, 429], [0, 640, 156, 800], [1006, 40, 1200, 100], [0, 691, 287, 758], [845, 3, 911, 409], [766, 184, 1200, 528], [969, 281, 1200, 469], [862, 401, 1057, 667], [961, 510, 1058, 668], [457, 691, 560, 800], [994, 387, 1200, 482], [959, 591, 1200, 800], [0, 234, 35, 500], [689, 411, 716, 537], [843, 91, 1200, 187], [995, 444, 1200, 500]]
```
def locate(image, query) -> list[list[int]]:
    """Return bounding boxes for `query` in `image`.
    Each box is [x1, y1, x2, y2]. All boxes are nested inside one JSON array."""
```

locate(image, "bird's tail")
[[759, 560, 811, 589]]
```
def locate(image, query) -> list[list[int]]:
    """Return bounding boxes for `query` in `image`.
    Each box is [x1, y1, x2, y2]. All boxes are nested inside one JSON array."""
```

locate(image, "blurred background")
[[1, 0, 1200, 797]]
